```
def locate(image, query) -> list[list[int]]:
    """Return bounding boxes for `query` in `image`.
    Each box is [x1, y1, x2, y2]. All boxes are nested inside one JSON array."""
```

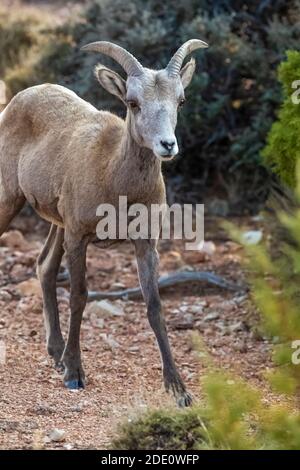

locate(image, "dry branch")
[[87, 270, 244, 301]]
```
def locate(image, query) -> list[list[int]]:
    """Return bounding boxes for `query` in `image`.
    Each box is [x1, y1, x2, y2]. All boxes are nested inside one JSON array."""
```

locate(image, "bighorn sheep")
[[0, 39, 208, 406]]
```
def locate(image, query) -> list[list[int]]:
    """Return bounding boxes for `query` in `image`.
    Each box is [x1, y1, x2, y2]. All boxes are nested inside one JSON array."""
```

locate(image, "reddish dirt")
[[0, 212, 274, 449]]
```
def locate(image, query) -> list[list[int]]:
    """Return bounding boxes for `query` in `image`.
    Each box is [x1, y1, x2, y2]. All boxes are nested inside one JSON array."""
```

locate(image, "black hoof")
[[64, 379, 85, 390], [177, 391, 193, 408]]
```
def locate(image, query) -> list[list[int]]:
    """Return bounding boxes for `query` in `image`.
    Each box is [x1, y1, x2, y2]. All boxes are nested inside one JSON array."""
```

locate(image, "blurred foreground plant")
[[263, 51, 300, 188], [112, 168, 300, 450]]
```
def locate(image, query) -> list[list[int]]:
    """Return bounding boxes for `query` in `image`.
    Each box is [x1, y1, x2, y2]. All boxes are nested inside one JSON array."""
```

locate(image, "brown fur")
[[0, 84, 164, 232], [0, 40, 202, 405]]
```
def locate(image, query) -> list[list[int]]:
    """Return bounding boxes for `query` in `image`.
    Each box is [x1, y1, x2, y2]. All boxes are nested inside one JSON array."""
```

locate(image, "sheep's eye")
[[179, 98, 185, 108], [127, 100, 139, 110]]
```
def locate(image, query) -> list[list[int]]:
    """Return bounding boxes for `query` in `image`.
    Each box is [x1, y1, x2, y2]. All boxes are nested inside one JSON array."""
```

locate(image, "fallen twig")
[[87, 270, 245, 301], [1, 268, 245, 300]]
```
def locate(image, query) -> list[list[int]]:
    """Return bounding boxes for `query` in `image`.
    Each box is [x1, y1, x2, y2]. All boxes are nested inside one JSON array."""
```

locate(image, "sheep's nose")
[[160, 140, 175, 152]]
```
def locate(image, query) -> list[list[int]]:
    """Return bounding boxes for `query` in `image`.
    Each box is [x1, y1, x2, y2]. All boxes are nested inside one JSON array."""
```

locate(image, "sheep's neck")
[[113, 113, 162, 199]]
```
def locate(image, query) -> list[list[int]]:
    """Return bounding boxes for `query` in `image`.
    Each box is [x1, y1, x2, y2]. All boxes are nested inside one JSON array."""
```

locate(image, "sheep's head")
[[81, 40, 208, 161]]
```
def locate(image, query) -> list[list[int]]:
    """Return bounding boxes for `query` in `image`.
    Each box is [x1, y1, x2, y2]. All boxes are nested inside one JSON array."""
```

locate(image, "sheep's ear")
[[95, 64, 126, 102], [180, 58, 196, 89]]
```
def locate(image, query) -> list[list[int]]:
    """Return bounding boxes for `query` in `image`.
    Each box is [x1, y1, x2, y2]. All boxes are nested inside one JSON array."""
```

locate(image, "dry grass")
[[0, 1, 83, 99]]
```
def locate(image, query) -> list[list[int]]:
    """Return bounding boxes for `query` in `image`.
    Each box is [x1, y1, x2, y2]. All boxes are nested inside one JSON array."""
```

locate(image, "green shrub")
[[263, 51, 300, 188], [113, 408, 208, 450], [0, 7, 39, 76], [111, 168, 300, 450], [111, 371, 264, 450], [0, 6, 72, 97], [4, 36, 73, 97]]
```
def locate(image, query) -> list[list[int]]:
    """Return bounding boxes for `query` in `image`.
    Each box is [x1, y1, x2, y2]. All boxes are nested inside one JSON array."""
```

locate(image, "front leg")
[[134, 239, 192, 407], [62, 231, 88, 389], [37, 224, 65, 369]]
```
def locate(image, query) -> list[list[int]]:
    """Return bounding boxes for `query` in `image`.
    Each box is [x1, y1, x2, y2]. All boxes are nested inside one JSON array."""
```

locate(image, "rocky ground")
[[0, 211, 274, 449]]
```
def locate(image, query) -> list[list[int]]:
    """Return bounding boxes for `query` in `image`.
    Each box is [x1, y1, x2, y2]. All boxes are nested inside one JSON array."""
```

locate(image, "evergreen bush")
[[112, 167, 300, 450], [263, 51, 300, 188]]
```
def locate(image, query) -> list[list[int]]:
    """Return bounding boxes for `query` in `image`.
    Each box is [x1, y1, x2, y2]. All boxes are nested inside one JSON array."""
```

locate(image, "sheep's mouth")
[[155, 153, 176, 162]]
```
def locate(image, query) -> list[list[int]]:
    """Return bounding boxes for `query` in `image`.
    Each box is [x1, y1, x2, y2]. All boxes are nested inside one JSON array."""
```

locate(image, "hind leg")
[[37, 224, 65, 368], [0, 196, 25, 236]]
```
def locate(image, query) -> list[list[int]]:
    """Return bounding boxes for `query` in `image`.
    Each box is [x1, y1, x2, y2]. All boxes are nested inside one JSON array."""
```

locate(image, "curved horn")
[[81, 41, 143, 76], [166, 39, 208, 77]]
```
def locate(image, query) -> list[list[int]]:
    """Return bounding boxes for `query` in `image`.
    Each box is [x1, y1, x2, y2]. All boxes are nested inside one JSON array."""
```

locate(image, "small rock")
[[178, 264, 195, 272], [173, 313, 194, 329], [100, 333, 120, 350], [90, 317, 105, 328], [203, 312, 219, 322], [220, 299, 236, 312], [242, 230, 263, 245], [86, 300, 124, 318], [183, 313, 194, 326], [111, 282, 126, 289], [179, 305, 189, 313], [48, 428, 65, 442], [10, 263, 27, 277], [0, 230, 31, 251], [233, 340, 248, 353], [70, 404, 83, 412], [16, 278, 42, 298], [64, 443, 73, 450], [0, 230, 39, 252], [34, 405, 55, 416], [0, 290, 12, 301], [233, 295, 247, 305], [229, 321, 245, 332], [189, 304, 204, 314], [171, 308, 180, 314], [251, 214, 264, 222], [16, 296, 43, 315], [198, 241, 216, 256]]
